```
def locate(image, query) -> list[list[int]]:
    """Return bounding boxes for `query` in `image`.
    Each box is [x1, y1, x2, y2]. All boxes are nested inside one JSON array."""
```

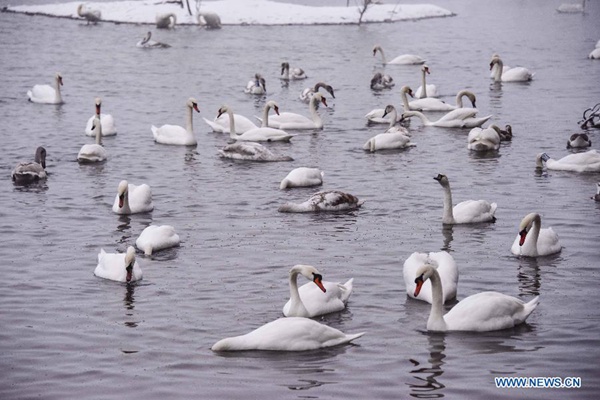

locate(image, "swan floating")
[[278, 191, 363, 213], [590, 47, 600, 60], [244, 73, 266, 94], [283, 264, 353, 317], [363, 106, 414, 152], [94, 246, 142, 283], [156, 12, 176, 29], [490, 55, 533, 82], [299, 82, 335, 103], [372, 44, 425, 65], [498, 124, 513, 141], [27, 73, 63, 104], [136, 225, 180, 256], [136, 31, 170, 48], [280, 167, 324, 189], [197, 12, 222, 29], [405, 87, 477, 112], [557, 0, 585, 13], [434, 174, 497, 224], [414, 264, 539, 332], [403, 251, 458, 304], [511, 213, 561, 257], [364, 86, 414, 123], [467, 125, 501, 151], [78, 114, 107, 163], [264, 93, 327, 130], [152, 97, 199, 146], [211, 317, 364, 351], [112, 180, 154, 215], [536, 150, 600, 172], [281, 62, 307, 80], [414, 65, 438, 98], [85, 97, 116, 136], [370, 72, 394, 90], [218, 101, 292, 142], [218, 142, 293, 162], [401, 110, 491, 129], [567, 133, 591, 148], [11, 146, 47, 184], [203, 110, 258, 134], [77, 4, 101, 24], [593, 183, 600, 201]]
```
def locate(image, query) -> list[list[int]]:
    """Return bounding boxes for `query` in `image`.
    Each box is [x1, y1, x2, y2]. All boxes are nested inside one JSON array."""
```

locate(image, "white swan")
[[197, 12, 222, 29], [203, 111, 258, 134], [401, 110, 491, 129], [282, 264, 353, 317], [414, 65, 438, 98], [593, 183, 600, 201], [372, 45, 425, 65], [364, 86, 414, 123], [511, 213, 561, 257], [77, 4, 101, 24], [557, 0, 585, 13], [490, 55, 533, 82], [434, 174, 497, 224], [11, 146, 47, 184], [78, 114, 107, 163], [370, 72, 395, 90], [211, 317, 364, 351], [299, 82, 335, 103], [152, 97, 199, 146], [363, 106, 415, 152], [27, 73, 63, 104], [244, 73, 266, 94], [281, 62, 307, 80], [489, 53, 510, 78], [414, 264, 539, 332], [535, 150, 600, 172], [280, 167, 324, 189], [136, 31, 170, 48], [94, 246, 142, 283], [406, 88, 477, 112], [218, 142, 293, 162], [218, 101, 292, 142], [112, 180, 154, 215], [567, 133, 591, 148], [278, 191, 364, 213], [590, 47, 600, 60], [264, 93, 327, 130], [85, 98, 116, 136], [467, 125, 501, 152], [403, 251, 458, 304], [156, 12, 176, 29], [136, 225, 180, 256]]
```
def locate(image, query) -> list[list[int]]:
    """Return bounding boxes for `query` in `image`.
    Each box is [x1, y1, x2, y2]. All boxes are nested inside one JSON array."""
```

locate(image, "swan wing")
[[452, 200, 497, 223], [28, 84, 56, 103], [129, 183, 154, 213], [536, 227, 562, 256]]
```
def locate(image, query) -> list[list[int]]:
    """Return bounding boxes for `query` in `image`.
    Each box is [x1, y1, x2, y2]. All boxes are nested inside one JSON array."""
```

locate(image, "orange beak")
[[313, 275, 326, 293], [193, 104, 200, 113], [321, 97, 328, 107], [414, 277, 424, 297], [519, 230, 528, 246]]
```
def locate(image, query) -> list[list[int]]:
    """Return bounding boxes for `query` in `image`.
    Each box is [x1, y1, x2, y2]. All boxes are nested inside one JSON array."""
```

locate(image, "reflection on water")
[[123, 282, 138, 328], [441, 225, 454, 251], [517, 258, 542, 296], [408, 333, 446, 399]]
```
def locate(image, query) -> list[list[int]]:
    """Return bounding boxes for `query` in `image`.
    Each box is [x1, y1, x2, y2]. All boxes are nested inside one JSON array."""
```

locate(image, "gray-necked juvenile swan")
[[11, 147, 47, 184], [278, 191, 363, 213], [299, 82, 335, 103], [281, 62, 307, 80], [434, 174, 497, 224], [218, 142, 293, 162]]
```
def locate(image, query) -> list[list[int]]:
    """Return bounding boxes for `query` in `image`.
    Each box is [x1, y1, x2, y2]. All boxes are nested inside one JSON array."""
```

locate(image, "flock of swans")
[[14, 26, 600, 353]]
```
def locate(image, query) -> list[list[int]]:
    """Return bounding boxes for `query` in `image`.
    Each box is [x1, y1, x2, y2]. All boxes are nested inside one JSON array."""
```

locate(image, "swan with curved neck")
[[244, 73, 266, 94], [404, 87, 477, 112], [414, 65, 438, 98], [136, 31, 170, 48], [434, 174, 497, 224], [281, 62, 307, 80], [218, 101, 292, 142], [467, 124, 501, 151], [283, 264, 353, 317], [511, 213, 561, 257], [372, 45, 425, 65], [278, 191, 363, 213], [490, 55, 533, 82], [112, 180, 154, 215], [403, 251, 458, 304], [156, 13, 176, 29], [535, 150, 600, 172], [414, 264, 539, 332], [151, 97, 199, 145], [27, 73, 63, 104], [299, 82, 335, 103], [85, 97, 116, 136], [265, 93, 327, 130], [401, 110, 491, 129], [77, 4, 101, 24], [78, 113, 107, 163], [218, 142, 293, 162], [94, 246, 142, 283], [11, 147, 47, 184], [363, 105, 414, 152]]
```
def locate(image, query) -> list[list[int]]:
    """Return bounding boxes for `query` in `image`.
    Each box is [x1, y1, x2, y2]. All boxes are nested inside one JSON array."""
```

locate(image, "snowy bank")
[[5, 0, 455, 26]]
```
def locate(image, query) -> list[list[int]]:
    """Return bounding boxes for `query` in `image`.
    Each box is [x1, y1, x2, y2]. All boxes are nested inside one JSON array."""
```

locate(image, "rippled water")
[[1, 0, 600, 399]]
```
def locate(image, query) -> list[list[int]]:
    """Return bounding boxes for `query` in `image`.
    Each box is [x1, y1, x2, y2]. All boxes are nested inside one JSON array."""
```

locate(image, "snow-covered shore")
[[5, 0, 455, 26]]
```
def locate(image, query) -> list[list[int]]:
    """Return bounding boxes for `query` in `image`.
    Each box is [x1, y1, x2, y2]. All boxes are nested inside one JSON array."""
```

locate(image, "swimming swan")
[[372, 45, 425, 65], [403, 251, 458, 304], [203, 110, 258, 134], [282, 264, 353, 317], [535, 150, 600, 172], [27, 73, 63, 104], [467, 125, 501, 151], [77, 4, 101, 24], [281, 62, 307, 80], [490, 55, 533, 82], [11, 146, 47, 184], [363, 106, 414, 152], [244, 73, 266, 94], [217, 101, 292, 142], [434, 174, 497, 224], [112, 180, 154, 215], [136, 31, 170, 48], [405, 87, 477, 112], [511, 213, 561, 257], [78, 114, 107, 163], [279, 191, 364, 213], [136, 225, 180, 256], [85, 97, 116, 136], [280, 167, 324, 189], [370, 72, 395, 90], [299, 82, 335, 103], [94, 246, 142, 283], [401, 110, 491, 129], [264, 93, 327, 130], [218, 142, 293, 162], [414, 65, 438, 98], [414, 264, 539, 332], [152, 97, 199, 146], [364, 86, 414, 123]]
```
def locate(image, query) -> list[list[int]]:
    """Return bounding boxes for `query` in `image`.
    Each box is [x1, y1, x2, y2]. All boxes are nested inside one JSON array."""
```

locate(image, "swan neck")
[[387, 109, 398, 130], [55, 76, 62, 103], [528, 214, 542, 254], [186, 103, 194, 133], [262, 104, 270, 128], [378, 47, 387, 64], [288, 270, 308, 316], [455, 91, 464, 108], [493, 59, 503, 82], [310, 97, 322, 124], [226, 109, 237, 138], [400, 89, 410, 110], [427, 268, 447, 331], [421, 69, 428, 98], [441, 184, 455, 224], [95, 119, 102, 145], [411, 111, 430, 125], [122, 190, 131, 213]]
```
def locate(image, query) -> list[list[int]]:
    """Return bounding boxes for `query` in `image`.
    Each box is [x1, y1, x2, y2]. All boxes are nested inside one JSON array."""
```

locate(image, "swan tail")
[[363, 139, 375, 152], [280, 179, 290, 190], [151, 125, 159, 140], [144, 246, 153, 256], [203, 118, 224, 133], [338, 331, 365, 345], [521, 296, 540, 322], [339, 278, 354, 303]]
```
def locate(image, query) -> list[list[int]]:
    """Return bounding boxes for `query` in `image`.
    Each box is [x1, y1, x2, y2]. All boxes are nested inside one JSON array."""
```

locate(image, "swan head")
[[433, 173, 450, 187], [217, 105, 230, 118], [94, 97, 102, 115], [400, 86, 414, 98], [315, 82, 335, 98], [489, 55, 502, 70], [422, 65, 430, 74], [414, 263, 436, 297], [464, 91, 476, 107], [382, 105, 396, 119], [518, 213, 539, 246], [55, 73, 63, 86], [117, 180, 129, 208], [370, 72, 383, 89], [281, 62, 289, 75], [35, 146, 47, 168], [312, 93, 327, 108], [141, 31, 151, 44], [266, 100, 280, 115], [290, 264, 326, 293], [535, 153, 551, 169], [124, 246, 136, 283], [372, 45, 381, 56], [186, 97, 200, 113]]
